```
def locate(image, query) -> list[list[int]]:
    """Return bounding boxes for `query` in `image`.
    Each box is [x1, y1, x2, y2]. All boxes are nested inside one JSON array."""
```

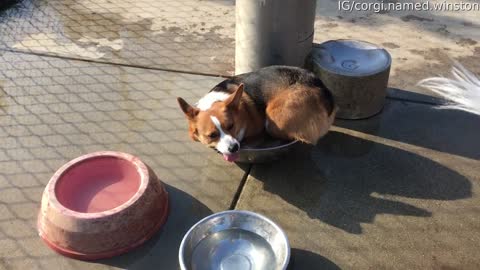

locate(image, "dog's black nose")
[[228, 143, 239, 153]]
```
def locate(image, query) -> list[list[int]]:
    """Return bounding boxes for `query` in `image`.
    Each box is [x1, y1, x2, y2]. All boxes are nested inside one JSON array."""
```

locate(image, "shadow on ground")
[[98, 185, 212, 269], [288, 248, 341, 270], [248, 102, 473, 234], [338, 94, 480, 160], [0, 0, 18, 10], [386, 87, 445, 104]]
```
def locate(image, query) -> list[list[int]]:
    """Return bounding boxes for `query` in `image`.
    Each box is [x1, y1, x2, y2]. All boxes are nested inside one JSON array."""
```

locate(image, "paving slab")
[[236, 99, 480, 270], [314, 0, 479, 94], [0, 0, 236, 75], [0, 0, 478, 94], [0, 51, 246, 269], [386, 87, 445, 105]]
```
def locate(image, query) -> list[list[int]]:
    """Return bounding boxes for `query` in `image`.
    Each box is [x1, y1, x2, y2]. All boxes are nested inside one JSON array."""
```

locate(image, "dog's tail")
[[417, 61, 480, 116]]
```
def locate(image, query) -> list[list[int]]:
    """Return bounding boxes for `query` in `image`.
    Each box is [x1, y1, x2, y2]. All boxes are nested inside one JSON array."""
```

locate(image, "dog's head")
[[177, 84, 246, 162]]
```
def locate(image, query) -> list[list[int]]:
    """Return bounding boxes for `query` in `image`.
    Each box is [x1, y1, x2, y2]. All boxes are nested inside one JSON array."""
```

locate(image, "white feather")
[[417, 61, 480, 116]]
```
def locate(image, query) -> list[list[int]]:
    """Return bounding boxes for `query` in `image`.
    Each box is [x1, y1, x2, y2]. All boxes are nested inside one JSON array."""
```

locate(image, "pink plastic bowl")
[[37, 151, 169, 260]]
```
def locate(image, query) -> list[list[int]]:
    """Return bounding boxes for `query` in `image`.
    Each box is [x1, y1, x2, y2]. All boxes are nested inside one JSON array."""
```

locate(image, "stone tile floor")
[[0, 0, 479, 269], [238, 102, 480, 269], [0, 51, 247, 269], [1, 0, 478, 88]]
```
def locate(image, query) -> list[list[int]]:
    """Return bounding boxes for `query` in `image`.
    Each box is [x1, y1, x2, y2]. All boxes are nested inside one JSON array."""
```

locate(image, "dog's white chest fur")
[[196, 92, 230, 111]]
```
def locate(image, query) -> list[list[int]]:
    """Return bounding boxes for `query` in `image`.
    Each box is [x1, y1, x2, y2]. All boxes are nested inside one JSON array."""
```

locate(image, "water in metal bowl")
[[191, 229, 276, 270], [179, 210, 290, 270]]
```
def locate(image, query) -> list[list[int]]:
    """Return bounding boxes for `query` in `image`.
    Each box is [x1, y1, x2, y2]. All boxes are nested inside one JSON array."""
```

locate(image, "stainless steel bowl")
[[179, 210, 290, 270], [307, 39, 391, 119], [236, 140, 299, 163]]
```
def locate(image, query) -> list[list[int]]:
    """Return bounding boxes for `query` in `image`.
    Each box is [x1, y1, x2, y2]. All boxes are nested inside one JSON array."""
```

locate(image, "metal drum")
[[308, 39, 392, 119]]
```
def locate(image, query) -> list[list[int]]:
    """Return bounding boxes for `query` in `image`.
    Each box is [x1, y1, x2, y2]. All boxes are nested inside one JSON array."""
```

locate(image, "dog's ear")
[[177, 97, 199, 120], [225, 84, 244, 110]]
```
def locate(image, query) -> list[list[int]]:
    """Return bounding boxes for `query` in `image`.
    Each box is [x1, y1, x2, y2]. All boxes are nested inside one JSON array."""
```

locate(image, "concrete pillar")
[[235, 0, 317, 75]]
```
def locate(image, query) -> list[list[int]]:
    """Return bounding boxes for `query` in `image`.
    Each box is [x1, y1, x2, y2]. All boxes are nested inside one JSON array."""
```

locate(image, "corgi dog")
[[177, 66, 336, 162]]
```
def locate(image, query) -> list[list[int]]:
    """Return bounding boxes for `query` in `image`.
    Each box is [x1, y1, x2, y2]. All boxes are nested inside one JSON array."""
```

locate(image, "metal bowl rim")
[[312, 39, 392, 77], [178, 210, 291, 270], [240, 140, 299, 152]]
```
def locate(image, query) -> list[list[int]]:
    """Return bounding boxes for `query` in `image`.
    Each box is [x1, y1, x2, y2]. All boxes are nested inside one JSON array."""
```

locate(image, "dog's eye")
[[207, 132, 219, 139], [226, 123, 234, 130]]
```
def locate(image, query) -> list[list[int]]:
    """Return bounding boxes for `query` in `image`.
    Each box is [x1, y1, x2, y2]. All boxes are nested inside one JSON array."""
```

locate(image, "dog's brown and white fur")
[[177, 66, 336, 161]]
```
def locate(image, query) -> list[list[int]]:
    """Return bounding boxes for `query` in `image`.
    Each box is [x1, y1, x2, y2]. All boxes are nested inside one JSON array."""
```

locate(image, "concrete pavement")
[[237, 99, 480, 269], [0, 0, 479, 269], [0, 51, 247, 269], [0, 0, 478, 90]]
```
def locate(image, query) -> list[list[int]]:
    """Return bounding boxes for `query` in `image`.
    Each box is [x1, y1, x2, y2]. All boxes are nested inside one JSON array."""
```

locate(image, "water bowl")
[[235, 139, 299, 163], [37, 151, 169, 260], [179, 210, 290, 270]]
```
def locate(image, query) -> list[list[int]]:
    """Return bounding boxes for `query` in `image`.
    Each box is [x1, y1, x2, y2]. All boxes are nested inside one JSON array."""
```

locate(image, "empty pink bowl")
[[37, 151, 169, 260]]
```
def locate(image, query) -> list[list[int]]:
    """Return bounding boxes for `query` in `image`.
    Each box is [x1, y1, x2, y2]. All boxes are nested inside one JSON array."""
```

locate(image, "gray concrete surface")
[[0, 0, 478, 269], [0, 51, 247, 269], [0, 0, 478, 91], [0, 0, 236, 75], [237, 100, 480, 269]]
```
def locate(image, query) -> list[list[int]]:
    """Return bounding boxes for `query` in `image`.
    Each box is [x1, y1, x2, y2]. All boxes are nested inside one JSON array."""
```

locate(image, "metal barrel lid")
[[310, 39, 392, 77]]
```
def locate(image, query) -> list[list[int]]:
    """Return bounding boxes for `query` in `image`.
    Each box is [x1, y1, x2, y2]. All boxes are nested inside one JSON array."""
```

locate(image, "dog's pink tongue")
[[223, 153, 239, 162]]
